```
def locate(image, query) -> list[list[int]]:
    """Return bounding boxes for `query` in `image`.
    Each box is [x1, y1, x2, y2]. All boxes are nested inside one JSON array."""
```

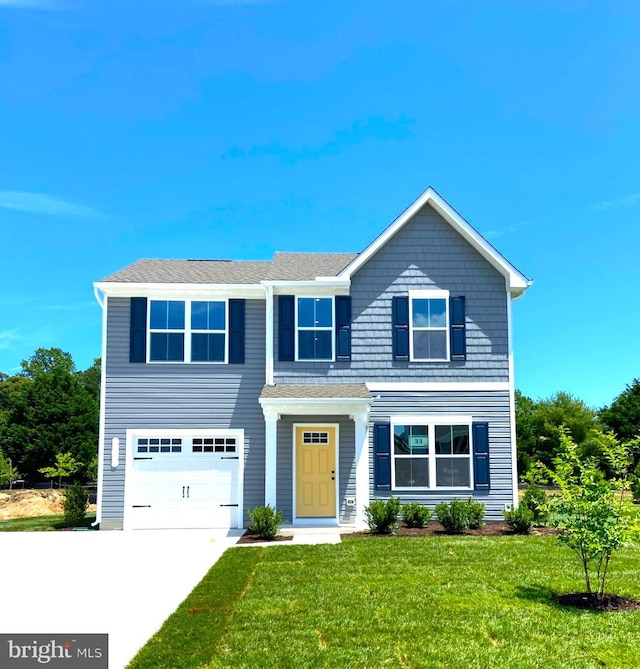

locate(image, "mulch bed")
[[343, 521, 558, 538], [554, 593, 640, 612], [237, 529, 293, 544]]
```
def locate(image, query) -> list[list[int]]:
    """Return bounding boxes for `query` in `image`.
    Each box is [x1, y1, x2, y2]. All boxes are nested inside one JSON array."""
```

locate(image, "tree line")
[[0, 348, 99, 486], [1, 346, 639, 487]]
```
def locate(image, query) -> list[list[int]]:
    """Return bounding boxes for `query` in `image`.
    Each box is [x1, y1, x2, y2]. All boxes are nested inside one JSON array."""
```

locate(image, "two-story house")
[[93, 187, 531, 531]]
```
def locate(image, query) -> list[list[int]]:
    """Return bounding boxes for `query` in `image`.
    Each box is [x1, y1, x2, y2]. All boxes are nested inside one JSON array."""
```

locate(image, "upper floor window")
[[191, 301, 226, 363], [149, 300, 227, 363], [409, 290, 449, 362], [150, 300, 185, 362], [296, 297, 333, 361]]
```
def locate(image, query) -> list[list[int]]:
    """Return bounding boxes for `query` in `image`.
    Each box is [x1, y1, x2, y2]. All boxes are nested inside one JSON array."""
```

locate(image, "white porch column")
[[353, 411, 370, 529], [264, 411, 278, 507]]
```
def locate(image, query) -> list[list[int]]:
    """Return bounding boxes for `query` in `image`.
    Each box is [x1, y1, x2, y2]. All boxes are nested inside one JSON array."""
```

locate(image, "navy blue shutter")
[[228, 299, 245, 364], [392, 296, 409, 361], [374, 423, 391, 490], [278, 295, 295, 361], [130, 297, 147, 363], [335, 296, 352, 361], [472, 422, 490, 490], [450, 296, 466, 361]]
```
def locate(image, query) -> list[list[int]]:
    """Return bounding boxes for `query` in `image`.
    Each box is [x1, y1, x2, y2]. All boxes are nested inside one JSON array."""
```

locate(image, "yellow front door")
[[295, 425, 336, 518]]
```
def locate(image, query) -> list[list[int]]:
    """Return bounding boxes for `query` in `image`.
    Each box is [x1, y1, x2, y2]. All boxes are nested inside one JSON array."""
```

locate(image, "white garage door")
[[126, 434, 241, 530]]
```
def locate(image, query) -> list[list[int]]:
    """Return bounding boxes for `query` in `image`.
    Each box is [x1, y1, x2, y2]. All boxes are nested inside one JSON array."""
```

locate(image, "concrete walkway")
[[0, 529, 242, 668]]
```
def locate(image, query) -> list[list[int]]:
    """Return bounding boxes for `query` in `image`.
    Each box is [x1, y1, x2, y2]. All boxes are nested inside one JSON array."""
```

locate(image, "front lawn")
[[0, 513, 96, 532], [128, 536, 640, 669]]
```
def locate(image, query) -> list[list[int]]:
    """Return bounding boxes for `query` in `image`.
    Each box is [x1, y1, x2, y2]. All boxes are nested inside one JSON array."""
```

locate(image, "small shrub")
[[503, 505, 534, 534], [248, 505, 283, 540], [521, 483, 549, 524], [465, 498, 486, 529], [435, 498, 486, 534], [364, 497, 401, 534], [401, 502, 431, 528], [64, 482, 89, 527]]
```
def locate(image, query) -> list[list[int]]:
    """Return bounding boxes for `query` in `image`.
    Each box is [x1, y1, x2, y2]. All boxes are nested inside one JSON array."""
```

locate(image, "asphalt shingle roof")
[[101, 253, 358, 284], [260, 383, 372, 400]]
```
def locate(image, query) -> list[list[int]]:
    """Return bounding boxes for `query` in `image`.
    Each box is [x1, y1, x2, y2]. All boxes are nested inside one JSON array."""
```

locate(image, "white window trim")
[[147, 298, 229, 364], [408, 289, 450, 363], [390, 415, 473, 491], [294, 296, 335, 362]]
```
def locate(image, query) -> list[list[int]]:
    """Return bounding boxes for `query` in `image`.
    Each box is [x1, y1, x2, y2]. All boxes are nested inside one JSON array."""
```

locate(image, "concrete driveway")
[[0, 529, 242, 668]]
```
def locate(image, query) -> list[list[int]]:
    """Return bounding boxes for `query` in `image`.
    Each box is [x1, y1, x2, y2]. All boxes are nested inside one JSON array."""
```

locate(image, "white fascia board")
[[260, 280, 351, 296], [94, 281, 266, 299], [338, 187, 532, 297], [366, 382, 511, 392], [259, 397, 372, 416]]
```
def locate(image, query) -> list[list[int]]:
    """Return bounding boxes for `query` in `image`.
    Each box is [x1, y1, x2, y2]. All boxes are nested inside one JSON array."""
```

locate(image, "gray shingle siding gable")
[[101, 296, 266, 527], [274, 203, 509, 383], [369, 389, 513, 520]]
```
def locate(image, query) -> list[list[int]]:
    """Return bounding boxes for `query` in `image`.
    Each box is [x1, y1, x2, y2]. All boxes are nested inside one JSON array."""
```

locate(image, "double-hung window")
[[296, 297, 333, 361], [191, 301, 226, 363], [409, 290, 449, 361], [148, 299, 227, 363], [149, 300, 185, 362], [392, 418, 472, 490]]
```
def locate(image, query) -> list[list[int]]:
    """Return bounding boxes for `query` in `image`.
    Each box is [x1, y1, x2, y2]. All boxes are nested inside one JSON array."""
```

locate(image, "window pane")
[[394, 426, 409, 455], [298, 330, 315, 359], [412, 299, 430, 327], [414, 331, 447, 360], [191, 301, 208, 330], [430, 299, 447, 327], [315, 298, 333, 327], [167, 301, 185, 329], [150, 301, 167, 329], [408, 426, 429, 455], [192, 333, 225, 362], [435, 425, 452, 454], [315, 331, 332, 359], [395, 458, 428, 487], [150, 332, 168, 361], [297, 298, 315, 327], [436, 457, 470, 487], [208, 302, 225, 330], [167, 333, 184, 361], [452, 425, 470, 454]]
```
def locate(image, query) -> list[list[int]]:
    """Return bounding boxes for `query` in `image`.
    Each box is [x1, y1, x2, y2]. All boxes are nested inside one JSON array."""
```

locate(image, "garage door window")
[[137, 438, 182, 454], [193, 438, 236, 453]]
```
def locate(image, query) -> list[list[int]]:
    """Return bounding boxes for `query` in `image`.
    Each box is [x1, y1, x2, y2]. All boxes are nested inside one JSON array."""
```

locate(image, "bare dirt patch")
[[0, 489, 97, 520], [237, 529, 293, 544], [554, 592, 640, 612]]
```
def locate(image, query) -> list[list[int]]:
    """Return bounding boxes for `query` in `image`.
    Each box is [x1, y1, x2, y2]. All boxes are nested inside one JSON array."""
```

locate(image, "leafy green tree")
[[0, 450, 19, 488], [0, 348, 99, 482], [600, 379, 640, 443], [39, 451, 81, 488], [516, 390, 599, 477], [547, 431, 639, 601], [64, 482, 89, 527]]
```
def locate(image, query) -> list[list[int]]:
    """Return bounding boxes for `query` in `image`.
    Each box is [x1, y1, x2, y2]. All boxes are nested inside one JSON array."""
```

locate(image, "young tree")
[[39, 452, 81, 489], [548, 431, 639, 601], [0, 450, 19, 488]]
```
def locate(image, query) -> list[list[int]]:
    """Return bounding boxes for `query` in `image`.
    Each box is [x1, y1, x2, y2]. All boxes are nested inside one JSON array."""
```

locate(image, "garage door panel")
[[127, 434, 241, 530]]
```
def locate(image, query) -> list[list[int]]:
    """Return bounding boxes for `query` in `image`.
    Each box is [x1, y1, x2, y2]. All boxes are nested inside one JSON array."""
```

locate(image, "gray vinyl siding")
[[369, 389, 512, 521], [276, 415, 356, 526], [101, 297, 266, 527], [275, 203, 509, 384]]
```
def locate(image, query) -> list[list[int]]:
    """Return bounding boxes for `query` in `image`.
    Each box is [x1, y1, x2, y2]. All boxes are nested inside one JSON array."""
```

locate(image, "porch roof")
[[259, 384, 372, 400]]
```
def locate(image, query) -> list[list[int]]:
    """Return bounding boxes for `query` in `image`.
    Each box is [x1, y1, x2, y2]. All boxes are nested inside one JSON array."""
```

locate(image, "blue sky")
[[1, 0, 639, 409]]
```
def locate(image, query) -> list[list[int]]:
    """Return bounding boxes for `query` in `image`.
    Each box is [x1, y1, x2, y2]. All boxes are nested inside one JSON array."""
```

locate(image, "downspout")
[[506, 278, 519, 509], [92, 285, 107, 527], [264, 283, 275, 386]]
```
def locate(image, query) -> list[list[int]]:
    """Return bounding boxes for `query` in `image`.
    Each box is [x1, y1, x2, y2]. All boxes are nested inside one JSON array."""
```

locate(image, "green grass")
[[129, 536, 640, 669], [0, 512, 96, 532]]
